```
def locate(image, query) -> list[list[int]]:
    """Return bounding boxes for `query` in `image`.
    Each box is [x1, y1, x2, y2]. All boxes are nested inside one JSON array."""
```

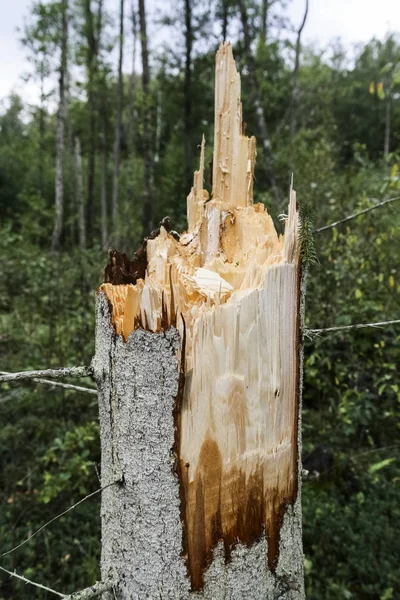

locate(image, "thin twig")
[[306, 319, 400, 337], [314, 195, 400, 233], [0, 366, 92, 384], [0, 372, 96, 395], [0, 565, 65, 597], [64, 579, 115, 600], [2, 480, 119, 557]]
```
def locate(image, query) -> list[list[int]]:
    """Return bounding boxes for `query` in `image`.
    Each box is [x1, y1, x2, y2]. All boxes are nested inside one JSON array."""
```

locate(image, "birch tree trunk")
[[112, 0, 125, 243], [51, 0, 68, 253], [94, 43, 305, 600]]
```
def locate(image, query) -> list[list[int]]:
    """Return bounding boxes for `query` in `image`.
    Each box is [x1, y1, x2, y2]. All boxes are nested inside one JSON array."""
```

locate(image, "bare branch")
[[0, 366, 92, 384], [314, 195, 400, 233], [306, 319, 400, 337], [64, 579, 115, 600], [2, 480, 119, 557], [0, 371, 96, 395], [0, 565, 65, 597]]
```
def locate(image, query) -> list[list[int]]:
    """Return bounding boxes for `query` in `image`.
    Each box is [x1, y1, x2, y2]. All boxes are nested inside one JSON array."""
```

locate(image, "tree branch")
[[306, 319, 400, 337], [64, 579, 115, 600], [2, 480, 119, 557], [314, 195, 400, 233], [0, 366, 92, 384], [0, 372, 96, 395], [0, 565, 65, 597]]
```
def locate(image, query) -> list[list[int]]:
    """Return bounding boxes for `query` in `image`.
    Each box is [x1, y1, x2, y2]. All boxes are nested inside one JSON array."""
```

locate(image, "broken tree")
[[93, 43, 304, 599]]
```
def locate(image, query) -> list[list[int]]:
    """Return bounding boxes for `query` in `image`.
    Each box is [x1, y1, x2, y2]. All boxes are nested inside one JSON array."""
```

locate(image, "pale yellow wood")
[[212, 43, 256, 207]]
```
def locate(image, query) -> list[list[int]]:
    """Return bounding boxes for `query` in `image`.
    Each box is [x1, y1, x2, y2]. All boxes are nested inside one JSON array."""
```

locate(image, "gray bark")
[[94, 293, 305, 599], [75, 137, 86, 250], [112, 0, 125, 243], [51, 0, 68, 253]]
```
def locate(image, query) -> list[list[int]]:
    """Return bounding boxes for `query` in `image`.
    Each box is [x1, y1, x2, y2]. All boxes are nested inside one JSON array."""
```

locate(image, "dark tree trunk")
[[101, 114, 109, 250], [238, 0, 280, 205], [290, 0, 309, 153], [83, 0, 101, 243], [51, 0, 68, 253], [184, 0, 193, 194], [221, 0, 228, 42], [127, 2, 138, 206], [384, 96, 391, 157], [112, 0, 125, 244], [138, 0, 154, 236], [260, 0, 268, 45]]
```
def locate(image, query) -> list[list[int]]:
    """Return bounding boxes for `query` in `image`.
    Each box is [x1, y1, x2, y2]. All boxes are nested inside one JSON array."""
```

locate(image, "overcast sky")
[[1, 0, 399, 105]]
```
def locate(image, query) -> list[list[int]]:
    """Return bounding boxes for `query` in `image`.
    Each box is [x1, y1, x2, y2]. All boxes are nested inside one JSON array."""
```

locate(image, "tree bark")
[[51, 0, 68, 253], [237, 0, 280, 205], [184, 0, 193, 193], [112, 0, 125, 244], [75, 137, 86, 250], [138, 0, 154, 236], [94, 43, 304, 599]]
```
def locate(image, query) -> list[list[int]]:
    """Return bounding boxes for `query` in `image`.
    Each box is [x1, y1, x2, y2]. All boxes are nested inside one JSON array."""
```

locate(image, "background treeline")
[[1, 1, 400, 598]]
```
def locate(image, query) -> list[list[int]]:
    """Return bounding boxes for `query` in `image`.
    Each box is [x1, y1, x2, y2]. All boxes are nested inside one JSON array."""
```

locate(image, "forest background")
[[1, 0, 400, 598]]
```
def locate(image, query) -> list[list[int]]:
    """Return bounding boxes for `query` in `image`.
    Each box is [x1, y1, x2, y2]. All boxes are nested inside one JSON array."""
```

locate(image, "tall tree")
[[126, 2, 138, 206], [112, 0, 125, 243], [184, 0, 193, 193], [138, 0, 154, 235], [52, 0, 69, 253], [237, 0, 280, 205], [289, 0, 309, 148], [22, 1, 56, 199], [74, 137, 86, 250], [260, 0, 268, 44], [81, 0, 102, 242]]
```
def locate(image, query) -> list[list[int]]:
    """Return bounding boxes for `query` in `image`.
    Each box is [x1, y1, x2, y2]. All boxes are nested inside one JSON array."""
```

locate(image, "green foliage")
[[299, 203, 318, 266]]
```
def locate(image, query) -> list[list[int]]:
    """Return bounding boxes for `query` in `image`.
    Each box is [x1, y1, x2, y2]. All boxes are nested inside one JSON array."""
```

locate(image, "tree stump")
[[94, 42, 305, 599]]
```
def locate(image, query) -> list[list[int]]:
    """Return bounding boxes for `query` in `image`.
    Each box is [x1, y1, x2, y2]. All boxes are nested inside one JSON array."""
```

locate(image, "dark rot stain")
[[104, 247, 147, 285], [104, 216, 174, 286]]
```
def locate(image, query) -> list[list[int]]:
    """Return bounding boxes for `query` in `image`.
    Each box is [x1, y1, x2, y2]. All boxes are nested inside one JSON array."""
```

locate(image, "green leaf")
[[369, 458, 396, 473]]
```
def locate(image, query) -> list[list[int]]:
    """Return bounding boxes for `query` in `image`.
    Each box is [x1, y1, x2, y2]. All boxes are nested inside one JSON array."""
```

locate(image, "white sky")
[[1, 0, 399, 106]]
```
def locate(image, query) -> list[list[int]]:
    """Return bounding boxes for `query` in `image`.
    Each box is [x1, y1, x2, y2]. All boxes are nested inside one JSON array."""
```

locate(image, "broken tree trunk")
[[93, 42, 304, 599]]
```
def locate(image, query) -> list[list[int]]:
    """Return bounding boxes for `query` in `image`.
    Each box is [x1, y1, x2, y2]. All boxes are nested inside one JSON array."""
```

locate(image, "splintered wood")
[[100, 42, 300, 591]]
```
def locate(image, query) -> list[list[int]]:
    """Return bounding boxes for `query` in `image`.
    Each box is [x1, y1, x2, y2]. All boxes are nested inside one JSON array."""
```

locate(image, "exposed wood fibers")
[[99, 42, 301, 591]]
